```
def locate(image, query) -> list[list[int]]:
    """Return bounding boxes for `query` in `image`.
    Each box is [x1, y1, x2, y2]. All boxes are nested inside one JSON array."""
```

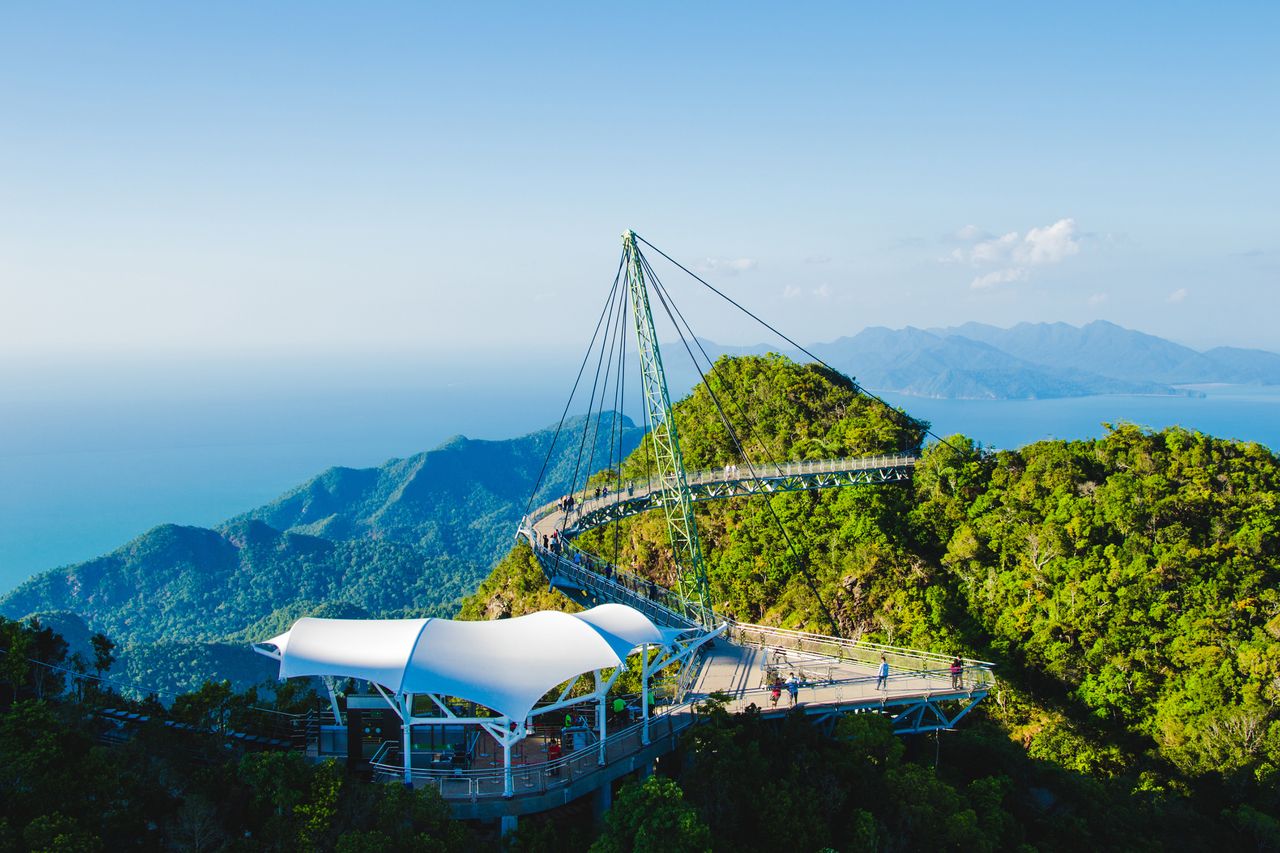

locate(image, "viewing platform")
[[356, 626, 991, 820]]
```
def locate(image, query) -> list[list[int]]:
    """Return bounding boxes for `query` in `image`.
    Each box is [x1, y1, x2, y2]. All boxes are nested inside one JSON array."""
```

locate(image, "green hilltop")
[[461, 353, 1280, 846]]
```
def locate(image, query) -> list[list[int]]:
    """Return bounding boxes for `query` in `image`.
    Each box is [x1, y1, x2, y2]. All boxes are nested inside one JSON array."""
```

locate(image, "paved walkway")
[[690, 641, 985, 717]]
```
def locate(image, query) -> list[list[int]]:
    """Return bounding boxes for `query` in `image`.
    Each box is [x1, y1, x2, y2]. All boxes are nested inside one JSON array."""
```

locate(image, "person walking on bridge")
[[876, 655, 889, 691], [786, 675, 800, 706], [950, 656, 963, 689]]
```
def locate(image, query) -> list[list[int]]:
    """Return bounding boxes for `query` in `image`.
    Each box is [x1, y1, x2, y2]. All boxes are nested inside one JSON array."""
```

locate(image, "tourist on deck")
[[612, 696, 626, 724], [564, 712, 573, 729], [541, 534, 549, 551], [770, 680, 782, 708], [787, 675, 800, 706], [876, 655, 889, 690], [547, 739, 562, 775], [627, 481, 634, 497], [950, 656, 963, 689]]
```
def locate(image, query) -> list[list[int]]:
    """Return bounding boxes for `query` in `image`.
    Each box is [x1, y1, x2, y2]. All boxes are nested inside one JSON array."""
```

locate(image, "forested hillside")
[[0, 415, 641, 694], [464, 354, 1280, 848]]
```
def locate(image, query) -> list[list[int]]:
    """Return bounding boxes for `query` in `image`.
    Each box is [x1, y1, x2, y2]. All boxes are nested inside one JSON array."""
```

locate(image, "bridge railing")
[[370, 702, 696, 800], [727, 622, 995, 691], [527, 453, 918, 530], [701, 666, 992, 712], [533, 540, 698, 628]]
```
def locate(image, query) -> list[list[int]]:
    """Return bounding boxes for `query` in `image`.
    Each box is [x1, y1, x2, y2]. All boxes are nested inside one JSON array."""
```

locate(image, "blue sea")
[[2, 357, 1278, 595]]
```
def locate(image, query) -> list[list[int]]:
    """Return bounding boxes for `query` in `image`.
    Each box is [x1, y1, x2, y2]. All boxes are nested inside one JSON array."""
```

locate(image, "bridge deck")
[[529, 454, 917, 548], [434, 452, 996, 819], [690, 641, 985, 718]]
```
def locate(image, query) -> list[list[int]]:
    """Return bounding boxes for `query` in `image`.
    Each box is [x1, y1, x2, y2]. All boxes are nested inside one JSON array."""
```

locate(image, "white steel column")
[[640, 643, 651, 745], [595, 670, 607, 766], [321, 676, 343, 726], [502, 720, 514, 797], [400, 693, 412, 785]]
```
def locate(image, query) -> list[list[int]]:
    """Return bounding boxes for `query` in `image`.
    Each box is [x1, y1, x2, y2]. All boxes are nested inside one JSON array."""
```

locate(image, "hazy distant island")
[[690, 320, 1280, 400]]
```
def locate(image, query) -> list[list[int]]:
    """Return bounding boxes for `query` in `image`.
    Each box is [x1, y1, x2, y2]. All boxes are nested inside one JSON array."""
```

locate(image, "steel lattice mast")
[[621, 230, 715, 627]]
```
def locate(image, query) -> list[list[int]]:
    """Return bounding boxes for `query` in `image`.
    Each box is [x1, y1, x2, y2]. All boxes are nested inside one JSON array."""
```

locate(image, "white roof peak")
[[258, 605, 666, 721]]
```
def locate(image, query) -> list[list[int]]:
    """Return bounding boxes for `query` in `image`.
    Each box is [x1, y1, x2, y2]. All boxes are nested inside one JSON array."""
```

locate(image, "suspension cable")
[[635, 233, 958, 452], [568, 264, 628, 508], [642, 252, 842, 634], [523, 256, 625, 518]]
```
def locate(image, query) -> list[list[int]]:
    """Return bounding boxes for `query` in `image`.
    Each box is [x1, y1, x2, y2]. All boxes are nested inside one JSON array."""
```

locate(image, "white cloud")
[[812, 283, 832, 299], [951, 218, 1081, 289], [782, 285, 802, 299], [971, 268, 1028, 289], [1087, 292, 1109, 306], [1021, 219, 1081, 265], [694, 257, 758, 275], [955, 224, 991, 241], [1168, 288, 1188, 303]]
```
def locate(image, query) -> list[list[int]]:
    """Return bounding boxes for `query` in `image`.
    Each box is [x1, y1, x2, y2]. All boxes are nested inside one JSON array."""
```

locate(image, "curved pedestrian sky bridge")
[[248, 233, 996, 824]]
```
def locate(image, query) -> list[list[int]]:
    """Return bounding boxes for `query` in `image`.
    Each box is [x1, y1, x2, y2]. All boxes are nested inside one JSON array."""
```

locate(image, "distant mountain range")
[[0, 414, 641, 694], [687, 321, 1280, 400]]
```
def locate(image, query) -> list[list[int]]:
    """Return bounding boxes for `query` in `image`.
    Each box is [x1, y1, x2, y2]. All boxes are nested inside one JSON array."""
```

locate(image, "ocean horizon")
[[3, 375, 1278, 594]]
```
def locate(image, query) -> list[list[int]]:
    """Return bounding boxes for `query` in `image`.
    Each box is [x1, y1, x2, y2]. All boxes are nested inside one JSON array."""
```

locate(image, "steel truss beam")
[[888, 695, 985, 734], [795, 691, 988, 736]]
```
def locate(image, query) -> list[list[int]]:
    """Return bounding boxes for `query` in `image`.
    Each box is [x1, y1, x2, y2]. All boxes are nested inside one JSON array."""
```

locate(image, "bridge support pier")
[[500, 814, 518, 837], [593, 781, 613, 825]]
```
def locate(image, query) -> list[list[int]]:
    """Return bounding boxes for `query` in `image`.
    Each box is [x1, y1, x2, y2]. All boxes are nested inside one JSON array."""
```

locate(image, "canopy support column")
[[321, 676, 343, 726], [640, 643, 651, 746], [502, 720, 514, 798], [400, 693, 412, 785], [595, 670, 606, 766], [594, 667, 623, 766]]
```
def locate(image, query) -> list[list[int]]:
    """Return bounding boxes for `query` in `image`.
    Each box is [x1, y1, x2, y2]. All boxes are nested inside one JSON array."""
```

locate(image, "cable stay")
[[521, 230, 938, 635]]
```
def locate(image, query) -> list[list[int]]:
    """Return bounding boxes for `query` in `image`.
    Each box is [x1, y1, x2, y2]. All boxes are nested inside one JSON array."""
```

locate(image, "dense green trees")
[[5, 352, 1279, 848], [592, 775, 711, 853], [0, 617, 477, 851], [467, 354, 1280, 848]]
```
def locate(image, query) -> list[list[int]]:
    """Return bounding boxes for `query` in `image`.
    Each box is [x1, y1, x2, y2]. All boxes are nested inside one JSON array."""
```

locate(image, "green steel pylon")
[[621, 230, 715, 628]]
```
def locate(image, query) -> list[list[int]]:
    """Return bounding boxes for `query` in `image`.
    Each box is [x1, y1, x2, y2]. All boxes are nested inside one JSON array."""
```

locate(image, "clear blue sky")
[[3, 1, 1278, 356]]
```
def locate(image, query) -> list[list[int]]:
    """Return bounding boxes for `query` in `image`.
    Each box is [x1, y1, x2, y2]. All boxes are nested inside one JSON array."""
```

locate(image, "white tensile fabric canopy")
[[258, 603, 668, 722]]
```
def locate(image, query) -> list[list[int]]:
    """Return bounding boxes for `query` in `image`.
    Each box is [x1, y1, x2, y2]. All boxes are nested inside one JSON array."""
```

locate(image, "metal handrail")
[[707, 667, 994, 715], [728, 621, 995, 670], [528, 453, 918, 528], [534, 544, 697, 628], [370, 702, 696, 798]]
